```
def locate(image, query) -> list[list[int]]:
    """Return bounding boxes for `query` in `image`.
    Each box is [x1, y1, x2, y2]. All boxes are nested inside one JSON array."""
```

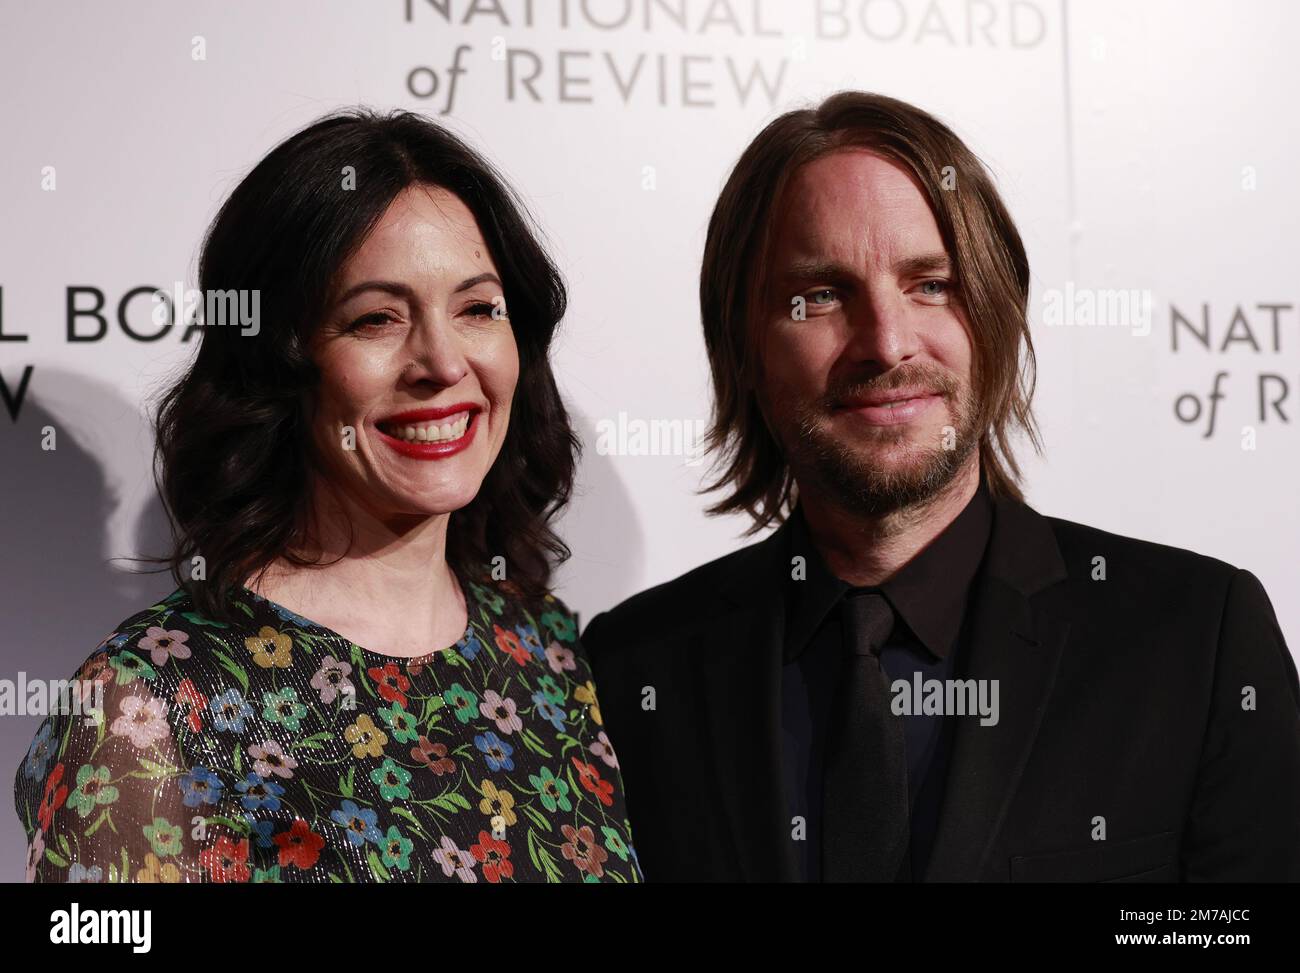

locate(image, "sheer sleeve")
[[14, 645, 222, 883]]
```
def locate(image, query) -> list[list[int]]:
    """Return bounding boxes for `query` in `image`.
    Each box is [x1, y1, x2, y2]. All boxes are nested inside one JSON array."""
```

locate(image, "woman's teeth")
[[384, 412, 471, 443]]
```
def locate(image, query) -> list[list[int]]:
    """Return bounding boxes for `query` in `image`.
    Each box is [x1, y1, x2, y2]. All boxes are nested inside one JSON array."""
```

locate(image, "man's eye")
[[918, 280, 950, 297], [809, 289, 837, 305]]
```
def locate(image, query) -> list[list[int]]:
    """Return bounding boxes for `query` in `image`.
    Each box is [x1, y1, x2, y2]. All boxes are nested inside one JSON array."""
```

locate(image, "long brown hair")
[[699, 90, 1040, 531]]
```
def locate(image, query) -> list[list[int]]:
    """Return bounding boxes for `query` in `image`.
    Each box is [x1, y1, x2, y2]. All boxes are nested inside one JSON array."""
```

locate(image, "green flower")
[[381, 825, 414, 871], [68, 764, 119, 817], [469, 582, 505, 615], [108, 651, 157, 686], [379, 701, 419, 743], [262, 687, 308, 732], [529, 766, 572, 813], [540, 610, 577, 643], [253, 865, 283, 883], [143, 817, 183, 857], [444, 683, 479, 724], [536, 675, 566, 705], [370, 757, 413, 801], [602, 825, 629, 861]]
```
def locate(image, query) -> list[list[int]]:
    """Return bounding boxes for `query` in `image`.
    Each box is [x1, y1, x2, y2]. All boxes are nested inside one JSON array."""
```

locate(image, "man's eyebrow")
[[893, 252, 953, 276], [777, 259, 858, 283], [776, 252, 953, 283], [333, 273, 503, 305]]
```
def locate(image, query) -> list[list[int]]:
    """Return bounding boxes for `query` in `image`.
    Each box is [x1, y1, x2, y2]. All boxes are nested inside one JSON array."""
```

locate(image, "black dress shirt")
[[780, 481, 993, 881]]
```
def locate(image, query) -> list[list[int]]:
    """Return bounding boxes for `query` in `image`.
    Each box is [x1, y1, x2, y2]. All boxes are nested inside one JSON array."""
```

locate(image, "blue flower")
[[474, 730, 515, 772], [532, 692, 566, 732], [331, 799, 383, 846], [23, 722, 55, 780], [244, 815, 276, 849], [270, 602, 317, 630], [179, 765, 224, 808], [210, 688, 254, 734], [68, 862, 103, 883], [456, 630, 485, 661], [515, 623, 546, 662], [236, 772, 285, 811]]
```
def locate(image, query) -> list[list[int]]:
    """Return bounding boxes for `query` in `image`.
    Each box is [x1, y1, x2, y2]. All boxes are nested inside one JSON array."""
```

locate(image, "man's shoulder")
[[582, 532, 777, 647], [1038, 509, 1240, 590]]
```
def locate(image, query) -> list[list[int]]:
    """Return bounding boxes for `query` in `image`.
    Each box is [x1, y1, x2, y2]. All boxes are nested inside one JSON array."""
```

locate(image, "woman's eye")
[[918, 279, 950, 298], [466, 301, 504, 319], [348, 312, 394, 331]]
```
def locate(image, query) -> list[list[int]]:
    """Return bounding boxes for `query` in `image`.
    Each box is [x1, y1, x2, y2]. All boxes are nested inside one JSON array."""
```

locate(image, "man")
[[581, 91, 1300, 882]]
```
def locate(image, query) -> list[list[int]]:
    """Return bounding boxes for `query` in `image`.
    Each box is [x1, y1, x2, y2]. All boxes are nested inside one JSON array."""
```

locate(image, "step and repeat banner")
[[1, 0, 1296, 881]]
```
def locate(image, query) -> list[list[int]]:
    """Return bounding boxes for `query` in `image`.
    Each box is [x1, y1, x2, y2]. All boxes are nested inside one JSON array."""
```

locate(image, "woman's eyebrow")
[[332, 272, 503, 306], [334, 279, 418, 305], [453, 272, 502, 294]]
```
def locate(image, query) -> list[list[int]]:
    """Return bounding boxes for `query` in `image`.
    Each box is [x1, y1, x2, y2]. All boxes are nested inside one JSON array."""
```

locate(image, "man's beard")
[[779, 364, 980, 517]]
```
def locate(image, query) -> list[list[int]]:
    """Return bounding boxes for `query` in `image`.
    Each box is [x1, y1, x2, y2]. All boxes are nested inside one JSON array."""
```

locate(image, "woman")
[[14, 109, 641, 883]]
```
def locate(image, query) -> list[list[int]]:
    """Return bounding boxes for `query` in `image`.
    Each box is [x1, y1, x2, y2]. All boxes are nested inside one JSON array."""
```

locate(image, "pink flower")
[[546, 642, 576, 674], [479, 690, 523, 735], [138, 627, 191, 666], [432, 835, 477, 883], [247, 739, 298, 779], [590, 730, 620, 769], [25, 829, 44, 882], [111, 694, 171, 749]]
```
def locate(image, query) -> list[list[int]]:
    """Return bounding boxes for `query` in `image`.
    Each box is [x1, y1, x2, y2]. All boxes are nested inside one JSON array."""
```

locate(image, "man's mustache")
[[822, 366, 960, 410]]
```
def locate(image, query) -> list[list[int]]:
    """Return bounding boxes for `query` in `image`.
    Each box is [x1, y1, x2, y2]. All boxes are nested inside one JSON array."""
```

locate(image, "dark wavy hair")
[[147, 108, 578, 623], [699, 90, 1041, 531]]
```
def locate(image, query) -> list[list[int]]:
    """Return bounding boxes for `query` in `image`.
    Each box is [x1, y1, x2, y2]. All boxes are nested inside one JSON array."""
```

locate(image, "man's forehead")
[[771, 152, 945, 267]]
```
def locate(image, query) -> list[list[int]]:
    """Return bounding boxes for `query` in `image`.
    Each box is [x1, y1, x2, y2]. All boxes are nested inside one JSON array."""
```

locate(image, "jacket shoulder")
[[581, 533, 775, 647], [1042, 512, 1240, 586]]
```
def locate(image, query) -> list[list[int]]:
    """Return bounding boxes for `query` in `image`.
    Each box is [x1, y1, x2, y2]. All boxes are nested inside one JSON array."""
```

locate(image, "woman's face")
[[308, 183, 519, 522]]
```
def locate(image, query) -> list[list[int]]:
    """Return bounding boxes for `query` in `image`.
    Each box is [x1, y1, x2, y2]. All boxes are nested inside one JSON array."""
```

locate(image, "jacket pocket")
[[1009, 831, 1179, 882]]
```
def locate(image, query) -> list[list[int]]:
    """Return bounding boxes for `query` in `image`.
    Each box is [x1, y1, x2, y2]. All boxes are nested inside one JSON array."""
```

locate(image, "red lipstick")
[[375, 403, 482, 460]]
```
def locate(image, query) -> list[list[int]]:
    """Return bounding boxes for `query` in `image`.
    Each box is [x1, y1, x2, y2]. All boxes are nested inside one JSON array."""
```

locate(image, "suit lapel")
[[687, 495, 1070, 882], [922, 497, 1071, 881], [695, 523, 800, 882]]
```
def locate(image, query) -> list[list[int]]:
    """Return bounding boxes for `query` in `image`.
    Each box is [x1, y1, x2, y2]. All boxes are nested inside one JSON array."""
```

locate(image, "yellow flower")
[[136, 852, 181, 883], [245, 626, 293, 669], [344, 714, 388, 759], [478, 779, 518, 826], [574, 681, 603, 726]]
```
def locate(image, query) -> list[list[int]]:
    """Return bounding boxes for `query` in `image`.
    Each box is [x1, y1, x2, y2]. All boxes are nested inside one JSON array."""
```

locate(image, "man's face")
[[757, 148, 980, 516]]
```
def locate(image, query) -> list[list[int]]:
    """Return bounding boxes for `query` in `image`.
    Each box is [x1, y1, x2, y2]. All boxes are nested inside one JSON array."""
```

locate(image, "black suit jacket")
[[581, 496, 1300, 881]]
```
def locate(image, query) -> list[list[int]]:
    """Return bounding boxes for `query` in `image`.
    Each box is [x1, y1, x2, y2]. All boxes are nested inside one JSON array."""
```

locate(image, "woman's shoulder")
[[465, 572, 580, 642]]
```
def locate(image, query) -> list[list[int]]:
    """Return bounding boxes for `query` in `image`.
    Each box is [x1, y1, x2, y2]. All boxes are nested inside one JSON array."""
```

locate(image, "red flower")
[[175, 678, 208, 733], [200, 834, 251, 882], [493, 625, 530, 666], [367, 662, 411, 708], [470, 830, 514, 883], [571, 757, 614, 807], [38, 763, 68, 831], [273, 818, 325, 870]]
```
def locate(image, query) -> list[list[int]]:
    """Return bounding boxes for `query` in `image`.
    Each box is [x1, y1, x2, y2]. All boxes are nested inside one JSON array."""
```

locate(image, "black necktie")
[[822, 589, 910, 882]]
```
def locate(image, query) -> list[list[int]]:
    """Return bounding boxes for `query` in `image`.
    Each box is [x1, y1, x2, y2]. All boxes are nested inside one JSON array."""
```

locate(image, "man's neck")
[[797, 460, 981, 587]]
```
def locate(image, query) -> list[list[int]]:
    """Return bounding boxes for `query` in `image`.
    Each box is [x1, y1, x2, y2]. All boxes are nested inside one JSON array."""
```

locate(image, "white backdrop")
[[2, 0, 1297, 881]]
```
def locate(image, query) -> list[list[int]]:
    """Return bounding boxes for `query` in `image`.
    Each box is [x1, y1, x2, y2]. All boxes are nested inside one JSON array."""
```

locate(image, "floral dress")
[[13, 572, 642, 883]]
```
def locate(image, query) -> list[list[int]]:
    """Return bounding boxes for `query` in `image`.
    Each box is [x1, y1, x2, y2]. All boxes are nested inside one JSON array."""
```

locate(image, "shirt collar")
[[783, 479, 993, 664]]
